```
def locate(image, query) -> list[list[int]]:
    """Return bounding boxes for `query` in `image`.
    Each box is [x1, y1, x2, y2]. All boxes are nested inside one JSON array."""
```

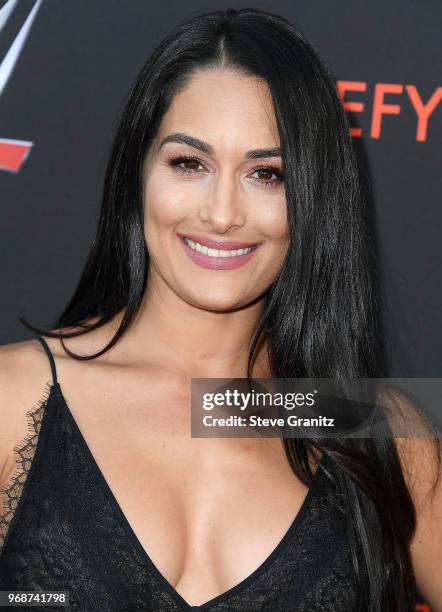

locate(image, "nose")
[[198, 167, 246, 233]]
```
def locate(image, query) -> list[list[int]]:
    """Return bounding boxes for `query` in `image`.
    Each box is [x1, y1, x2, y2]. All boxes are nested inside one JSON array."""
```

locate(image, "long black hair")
[[20, 8, 440, 610]]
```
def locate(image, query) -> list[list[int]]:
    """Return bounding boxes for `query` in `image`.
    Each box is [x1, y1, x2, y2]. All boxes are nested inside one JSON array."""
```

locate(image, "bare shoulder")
[[382, 386, 442, 609], [0, 320, 115, 442], [380, 386, 441, 494], [0, 337, 55, 408], [0, 338, 56, 478]]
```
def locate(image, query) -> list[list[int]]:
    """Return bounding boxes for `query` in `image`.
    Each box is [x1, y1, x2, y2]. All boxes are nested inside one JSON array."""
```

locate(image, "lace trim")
[[0, 380, 52, 554]]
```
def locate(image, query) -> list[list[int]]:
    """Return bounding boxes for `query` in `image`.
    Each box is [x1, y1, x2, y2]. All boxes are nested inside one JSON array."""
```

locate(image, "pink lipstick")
[[177, 233, 260, 270]]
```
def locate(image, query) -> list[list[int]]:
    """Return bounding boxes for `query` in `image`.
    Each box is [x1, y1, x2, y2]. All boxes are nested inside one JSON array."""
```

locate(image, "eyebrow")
[[159, 132, 281, 159]]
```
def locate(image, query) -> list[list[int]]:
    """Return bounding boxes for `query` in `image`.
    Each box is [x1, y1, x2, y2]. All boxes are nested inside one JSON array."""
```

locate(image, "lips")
[[177, 233, 260, 270], [176, 232, 259, 250]]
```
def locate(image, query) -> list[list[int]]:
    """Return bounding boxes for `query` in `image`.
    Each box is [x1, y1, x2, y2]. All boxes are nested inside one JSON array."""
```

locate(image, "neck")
[[109, 275, 270, 380]]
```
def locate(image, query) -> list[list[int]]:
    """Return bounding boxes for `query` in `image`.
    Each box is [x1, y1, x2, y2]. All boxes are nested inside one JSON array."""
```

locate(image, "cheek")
[[143, 175, 194, 229], [255, 198, 289, 242]]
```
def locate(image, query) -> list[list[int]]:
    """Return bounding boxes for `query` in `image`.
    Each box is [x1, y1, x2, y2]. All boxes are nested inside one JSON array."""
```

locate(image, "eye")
[[249, 166, 284, 189], [168, 155, 206, 175], [167, 155, 284, 189]]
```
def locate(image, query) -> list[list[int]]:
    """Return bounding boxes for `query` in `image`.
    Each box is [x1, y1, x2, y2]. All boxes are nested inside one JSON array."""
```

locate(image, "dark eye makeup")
[[167, 154, 284, 189]]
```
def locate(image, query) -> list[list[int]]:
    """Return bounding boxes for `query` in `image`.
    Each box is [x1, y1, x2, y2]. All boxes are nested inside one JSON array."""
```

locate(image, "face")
[[142, 67, 289, 311]]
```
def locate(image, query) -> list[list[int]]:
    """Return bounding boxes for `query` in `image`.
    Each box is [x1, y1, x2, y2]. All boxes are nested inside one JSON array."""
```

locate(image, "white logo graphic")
[[0, 0, 42, 172]]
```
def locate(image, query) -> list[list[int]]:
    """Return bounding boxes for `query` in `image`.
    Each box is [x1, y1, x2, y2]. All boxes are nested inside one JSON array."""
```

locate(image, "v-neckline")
[[53, 382, 323, 610]]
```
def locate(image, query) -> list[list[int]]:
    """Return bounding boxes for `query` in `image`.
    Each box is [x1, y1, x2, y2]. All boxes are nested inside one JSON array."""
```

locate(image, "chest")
[[59, 377, 311, 607]]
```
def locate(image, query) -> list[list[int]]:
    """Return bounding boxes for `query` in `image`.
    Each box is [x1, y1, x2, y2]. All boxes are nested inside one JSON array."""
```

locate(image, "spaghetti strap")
[[34, 334, 58, 386]]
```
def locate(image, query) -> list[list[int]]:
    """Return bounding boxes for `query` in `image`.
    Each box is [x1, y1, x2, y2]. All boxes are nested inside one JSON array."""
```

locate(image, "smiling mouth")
[[177, 234, 260, 271], [181, 236, 258, 258]]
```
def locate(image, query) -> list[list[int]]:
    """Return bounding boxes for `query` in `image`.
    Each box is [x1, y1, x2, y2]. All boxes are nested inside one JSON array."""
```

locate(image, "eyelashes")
[[167, 155, 284, 190]]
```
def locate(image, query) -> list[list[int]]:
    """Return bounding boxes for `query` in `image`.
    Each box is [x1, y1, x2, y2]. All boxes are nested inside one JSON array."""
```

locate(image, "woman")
[[0, 7, 440, 611]]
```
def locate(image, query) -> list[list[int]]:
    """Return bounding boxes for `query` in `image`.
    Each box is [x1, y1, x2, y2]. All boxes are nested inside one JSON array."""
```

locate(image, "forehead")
[[155, 68, 280, 149]]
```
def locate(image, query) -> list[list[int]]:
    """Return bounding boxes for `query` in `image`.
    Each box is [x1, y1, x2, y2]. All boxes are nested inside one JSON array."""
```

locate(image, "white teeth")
[[184, 238, 254, 257]]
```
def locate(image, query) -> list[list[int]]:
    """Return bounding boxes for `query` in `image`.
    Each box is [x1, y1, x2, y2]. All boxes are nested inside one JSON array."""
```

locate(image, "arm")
[[393, 408, 442, 610]]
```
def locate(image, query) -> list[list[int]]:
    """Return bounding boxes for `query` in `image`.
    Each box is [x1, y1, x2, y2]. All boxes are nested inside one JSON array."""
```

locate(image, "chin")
[[186, 291, 247, 312]]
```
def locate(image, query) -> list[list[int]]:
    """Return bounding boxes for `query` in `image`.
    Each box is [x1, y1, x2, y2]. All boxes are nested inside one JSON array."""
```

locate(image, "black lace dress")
[[0, 335, 365, 611]]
